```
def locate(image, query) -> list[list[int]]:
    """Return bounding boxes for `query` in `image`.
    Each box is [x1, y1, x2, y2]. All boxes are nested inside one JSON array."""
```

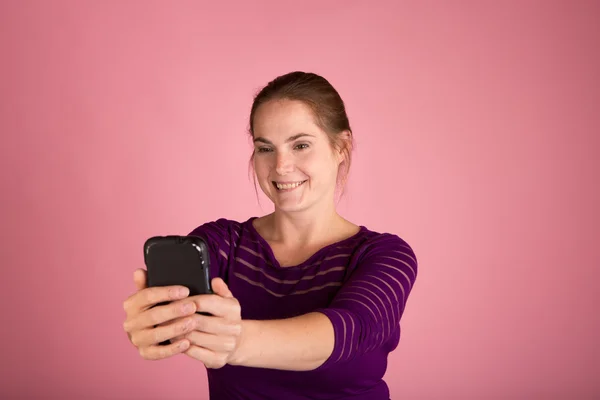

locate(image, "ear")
[[336, 130, 352, 165]]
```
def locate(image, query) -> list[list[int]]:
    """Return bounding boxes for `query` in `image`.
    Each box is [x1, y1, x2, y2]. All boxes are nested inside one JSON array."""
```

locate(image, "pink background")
[[1, 1, 599, 399]]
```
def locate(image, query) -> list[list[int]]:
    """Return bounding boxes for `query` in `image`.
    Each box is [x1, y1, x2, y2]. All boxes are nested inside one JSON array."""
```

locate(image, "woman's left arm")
[[234, 311, 336, 371], [185, 234, 418, 371]]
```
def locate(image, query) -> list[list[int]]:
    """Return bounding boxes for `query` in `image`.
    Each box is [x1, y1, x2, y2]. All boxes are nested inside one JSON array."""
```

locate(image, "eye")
[[294, 143, 310, 150], [256, 147, 273, 153]]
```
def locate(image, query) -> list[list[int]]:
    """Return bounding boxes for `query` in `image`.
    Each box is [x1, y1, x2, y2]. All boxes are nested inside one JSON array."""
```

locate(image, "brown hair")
[[248, 71, 354, 197]]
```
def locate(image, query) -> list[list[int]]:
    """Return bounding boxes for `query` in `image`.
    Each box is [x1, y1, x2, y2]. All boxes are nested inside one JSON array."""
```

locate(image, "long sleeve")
[[187, 218, 236, 282], [314, 233, 418, 369]]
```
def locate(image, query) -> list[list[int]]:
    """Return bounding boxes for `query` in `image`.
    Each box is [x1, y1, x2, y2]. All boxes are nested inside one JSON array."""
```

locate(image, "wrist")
[[228, 319, 255, 367]]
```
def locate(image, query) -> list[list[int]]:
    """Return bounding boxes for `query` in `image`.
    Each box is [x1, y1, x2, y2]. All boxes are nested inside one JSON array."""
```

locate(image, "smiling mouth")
[[272, 180, 307, 191]]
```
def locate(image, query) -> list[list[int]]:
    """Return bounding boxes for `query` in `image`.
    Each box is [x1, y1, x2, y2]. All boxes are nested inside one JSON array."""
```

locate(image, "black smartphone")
[[143, 235, 213, 299], [143, 235, 213, 346]]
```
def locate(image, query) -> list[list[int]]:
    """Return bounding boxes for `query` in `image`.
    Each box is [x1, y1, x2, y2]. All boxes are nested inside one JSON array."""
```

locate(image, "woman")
[[123, 71, 418, 399]]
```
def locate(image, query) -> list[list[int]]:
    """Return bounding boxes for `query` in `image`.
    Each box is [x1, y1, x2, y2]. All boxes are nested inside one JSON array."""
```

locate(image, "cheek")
[[253, 157, 272, 178], [300, 151, 337, 178]]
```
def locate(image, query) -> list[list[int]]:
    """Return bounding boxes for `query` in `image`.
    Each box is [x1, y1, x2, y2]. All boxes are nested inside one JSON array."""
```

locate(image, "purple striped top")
[[189, 217, 418, 400]]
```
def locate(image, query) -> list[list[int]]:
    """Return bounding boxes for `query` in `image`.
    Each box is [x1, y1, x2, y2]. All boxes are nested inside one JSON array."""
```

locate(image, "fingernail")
[[182, 303, 195, 313], [179, 341, 189, 350], [179, 287, 189, 297]]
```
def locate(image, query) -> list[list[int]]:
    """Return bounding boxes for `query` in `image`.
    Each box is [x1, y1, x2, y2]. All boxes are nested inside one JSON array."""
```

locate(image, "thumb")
[[133, 268, 148, 291], [211, 277, 233, 298]]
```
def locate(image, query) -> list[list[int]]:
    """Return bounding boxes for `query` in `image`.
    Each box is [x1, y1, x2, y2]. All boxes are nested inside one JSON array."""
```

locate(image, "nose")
[[275, 152, 293, 176]]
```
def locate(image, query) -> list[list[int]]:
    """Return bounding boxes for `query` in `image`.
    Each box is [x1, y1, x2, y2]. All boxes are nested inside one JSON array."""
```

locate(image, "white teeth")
[[276, 181, 305, 190]]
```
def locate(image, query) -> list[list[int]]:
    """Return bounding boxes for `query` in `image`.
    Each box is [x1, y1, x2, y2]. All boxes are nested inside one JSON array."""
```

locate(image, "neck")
[[268, 200, 343, 247]]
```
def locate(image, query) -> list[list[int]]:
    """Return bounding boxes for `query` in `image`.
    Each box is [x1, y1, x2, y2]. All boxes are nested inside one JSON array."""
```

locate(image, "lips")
[[272, 180, 307, 190]]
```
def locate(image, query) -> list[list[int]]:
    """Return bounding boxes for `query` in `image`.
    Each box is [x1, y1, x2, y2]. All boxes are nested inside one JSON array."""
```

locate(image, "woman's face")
[[252, 99, 343, 213]]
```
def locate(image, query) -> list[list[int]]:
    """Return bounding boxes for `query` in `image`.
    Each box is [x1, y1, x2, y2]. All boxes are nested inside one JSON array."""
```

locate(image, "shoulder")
[[354, 227, 418, 279], [363, 228, 416, 257], [187, 218, 245, 251], [188, 217, 243, 237], [187, 217, 260, 245]]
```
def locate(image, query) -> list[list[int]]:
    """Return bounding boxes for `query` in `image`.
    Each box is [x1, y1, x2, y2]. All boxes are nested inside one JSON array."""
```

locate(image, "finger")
[[185, 345, 227, 369], [170, 334, 185, 344], [138, 339, 191, 361], [189, 295, 240, 318], [157, 320, 186, 344], [124, 299, 196, 333], [130, 316, 196, 348], [123, 285, 190, 315], [185, 330, 237, 353], [133, 269, 148, 291], [191, 314, 242, 336], [211, 278, 233, 298]]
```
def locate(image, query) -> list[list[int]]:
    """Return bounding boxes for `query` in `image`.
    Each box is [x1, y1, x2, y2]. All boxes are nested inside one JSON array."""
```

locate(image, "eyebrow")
[[253, 133, 315, 145]]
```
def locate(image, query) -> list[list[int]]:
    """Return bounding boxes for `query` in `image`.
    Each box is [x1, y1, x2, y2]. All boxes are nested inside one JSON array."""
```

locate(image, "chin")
[[274, 202, 310, 213], [269, 195, 305, 212], [272, 193, 330, 214]]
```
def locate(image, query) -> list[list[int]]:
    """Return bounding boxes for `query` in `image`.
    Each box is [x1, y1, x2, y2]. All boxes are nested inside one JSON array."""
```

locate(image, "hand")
[[183, 278, 243, 369], [122, 268, 199, 360]]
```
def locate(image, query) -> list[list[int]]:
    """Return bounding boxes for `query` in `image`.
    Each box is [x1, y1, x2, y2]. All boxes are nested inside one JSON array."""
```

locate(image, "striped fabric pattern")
[[189, 217, 418, 400]]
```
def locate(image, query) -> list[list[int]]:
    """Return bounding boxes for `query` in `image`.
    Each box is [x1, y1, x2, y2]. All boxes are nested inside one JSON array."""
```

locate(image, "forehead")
[[252, 99, 325, 139]]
